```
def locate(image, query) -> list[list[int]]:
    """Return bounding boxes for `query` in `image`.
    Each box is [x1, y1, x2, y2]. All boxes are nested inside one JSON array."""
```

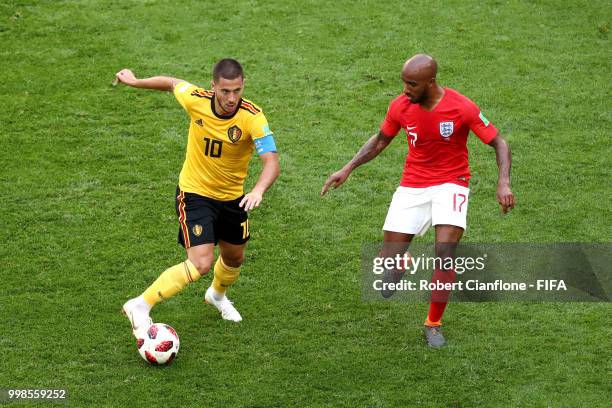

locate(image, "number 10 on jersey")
[[203, 137, 222, 158]]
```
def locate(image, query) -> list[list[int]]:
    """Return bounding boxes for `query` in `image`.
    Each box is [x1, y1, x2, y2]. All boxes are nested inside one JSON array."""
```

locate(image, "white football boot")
[[204, 287, 242, 322], [122, 296, 153, 337]]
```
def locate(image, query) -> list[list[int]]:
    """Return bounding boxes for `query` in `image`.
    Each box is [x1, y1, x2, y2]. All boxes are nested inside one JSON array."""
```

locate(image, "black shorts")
[[175, 187, 250, 248]]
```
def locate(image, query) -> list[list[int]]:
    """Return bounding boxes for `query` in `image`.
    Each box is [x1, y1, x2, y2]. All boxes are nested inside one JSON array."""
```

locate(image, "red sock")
[[426, 268, 456, 326]]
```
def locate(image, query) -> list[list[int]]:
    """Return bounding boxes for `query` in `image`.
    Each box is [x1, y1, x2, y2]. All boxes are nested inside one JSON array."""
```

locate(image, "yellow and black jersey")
[[173, 82, 273, 201]]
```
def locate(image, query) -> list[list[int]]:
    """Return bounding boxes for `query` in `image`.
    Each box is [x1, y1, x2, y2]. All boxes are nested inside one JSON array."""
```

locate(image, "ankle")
[[210, 287, 225, 301], [135, 295, 152, 313]]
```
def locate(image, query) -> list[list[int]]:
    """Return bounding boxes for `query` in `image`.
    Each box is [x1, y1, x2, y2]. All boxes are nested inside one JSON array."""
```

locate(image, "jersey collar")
[[211, 95, 241, 120], [418, 87, 447, 112]]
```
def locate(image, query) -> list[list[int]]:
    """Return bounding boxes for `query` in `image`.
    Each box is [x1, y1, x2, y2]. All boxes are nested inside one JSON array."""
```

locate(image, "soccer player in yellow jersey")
[[117, 59, 280, 335]]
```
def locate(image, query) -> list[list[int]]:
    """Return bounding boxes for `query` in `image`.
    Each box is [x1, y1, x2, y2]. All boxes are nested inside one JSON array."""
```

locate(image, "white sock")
[[135, 295, 152, 313], [211, 288, 225, 301]]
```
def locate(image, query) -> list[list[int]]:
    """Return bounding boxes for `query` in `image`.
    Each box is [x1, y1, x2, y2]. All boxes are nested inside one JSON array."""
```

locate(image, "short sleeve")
[[380, 99, 401, 137], [465, 100, 498, 144], [173, 81, 200, 113], [248, 111, 273, 140]]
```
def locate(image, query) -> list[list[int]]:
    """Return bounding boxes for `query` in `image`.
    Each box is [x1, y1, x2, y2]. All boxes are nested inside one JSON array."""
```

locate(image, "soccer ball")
[[137, 323, 180, 365]]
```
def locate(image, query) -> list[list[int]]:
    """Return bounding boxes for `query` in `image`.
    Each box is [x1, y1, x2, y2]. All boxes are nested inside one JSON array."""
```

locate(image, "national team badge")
[[192, 224, 203, 237], [227, 125, 242, 143], [439, 121, 454, 138]]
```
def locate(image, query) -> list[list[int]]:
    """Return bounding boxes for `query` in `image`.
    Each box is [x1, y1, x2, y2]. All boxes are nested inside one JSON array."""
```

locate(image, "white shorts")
[[383, 183, 470, 236]]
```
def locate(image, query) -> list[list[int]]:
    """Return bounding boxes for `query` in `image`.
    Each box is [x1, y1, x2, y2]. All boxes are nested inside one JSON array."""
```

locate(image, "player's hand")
[[240, 189, 264, 212], [115, 69, 138, 87], [497, 183, 515, 213], [321, 168, 351, 196]]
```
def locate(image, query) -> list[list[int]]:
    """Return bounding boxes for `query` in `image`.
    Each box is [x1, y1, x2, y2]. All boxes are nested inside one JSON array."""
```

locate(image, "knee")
[[189, 255, 214, 276], [221, 253, 244, 268]]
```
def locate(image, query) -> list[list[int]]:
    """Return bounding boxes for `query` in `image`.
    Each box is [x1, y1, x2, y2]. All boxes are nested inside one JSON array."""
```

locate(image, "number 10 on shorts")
[[453, 193, 467, 212], [241, 220, 249, 239]]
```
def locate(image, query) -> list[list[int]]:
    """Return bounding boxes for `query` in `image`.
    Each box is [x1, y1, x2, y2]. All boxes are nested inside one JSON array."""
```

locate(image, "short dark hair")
[[212, 58, 243, 82]]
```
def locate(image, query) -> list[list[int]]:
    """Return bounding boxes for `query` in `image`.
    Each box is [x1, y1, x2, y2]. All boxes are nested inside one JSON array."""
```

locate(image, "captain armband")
[[254, 134, 277, 155]]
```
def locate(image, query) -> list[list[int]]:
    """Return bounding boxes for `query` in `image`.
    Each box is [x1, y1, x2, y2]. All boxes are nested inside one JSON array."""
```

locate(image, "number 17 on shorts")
[[383, 183, 470, 235]]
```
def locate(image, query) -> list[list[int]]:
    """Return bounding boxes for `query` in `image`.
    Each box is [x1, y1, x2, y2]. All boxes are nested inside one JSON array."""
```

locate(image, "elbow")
[[266, 153, 281, 180], [489, 134, 509, 151], [500, 137, 511, 155]]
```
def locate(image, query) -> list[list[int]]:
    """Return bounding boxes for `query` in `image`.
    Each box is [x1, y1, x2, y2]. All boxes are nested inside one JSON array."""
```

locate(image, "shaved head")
[[402, 54, 438, 81], [400, 54, 442, 106]]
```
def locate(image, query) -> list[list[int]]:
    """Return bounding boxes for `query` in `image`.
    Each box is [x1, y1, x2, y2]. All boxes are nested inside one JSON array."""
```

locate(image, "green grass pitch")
[[1, 0, 610, 406]]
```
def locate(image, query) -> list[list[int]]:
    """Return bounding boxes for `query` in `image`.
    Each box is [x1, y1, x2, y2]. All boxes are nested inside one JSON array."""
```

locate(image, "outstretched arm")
[[321, 130, 394, 195], [239, 152, 280, 211], [114, 69, 184, 92], [488, 134, 515, 213]]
